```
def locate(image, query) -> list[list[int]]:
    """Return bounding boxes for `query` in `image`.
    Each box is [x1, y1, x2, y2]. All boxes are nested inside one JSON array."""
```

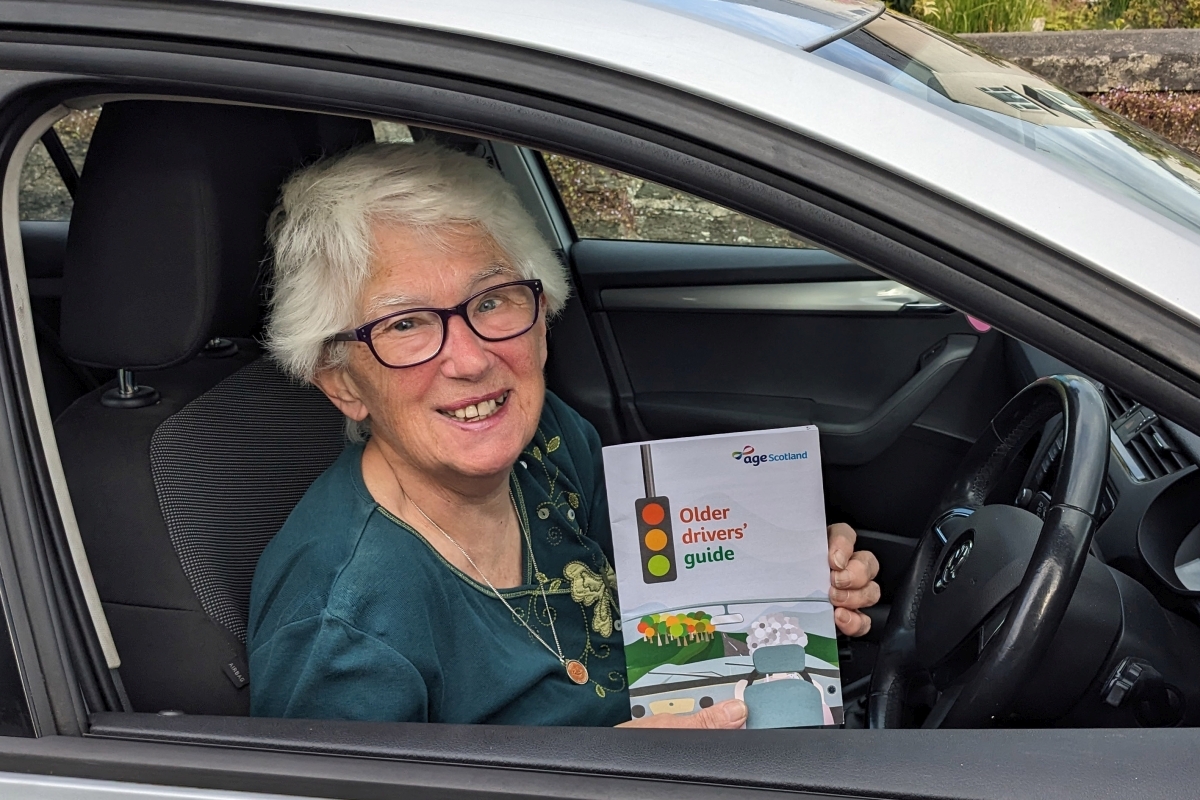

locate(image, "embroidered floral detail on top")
[[563, 561, 619, 637]]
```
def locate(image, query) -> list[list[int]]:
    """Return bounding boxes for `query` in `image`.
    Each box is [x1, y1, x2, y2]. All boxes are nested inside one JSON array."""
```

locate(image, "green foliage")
[[1119, 0, 1200, 27], [890, 0, 1200, 32], [903, 0, 1045, 33]]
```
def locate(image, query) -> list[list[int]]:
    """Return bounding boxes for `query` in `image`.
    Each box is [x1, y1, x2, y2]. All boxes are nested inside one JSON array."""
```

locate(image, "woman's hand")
[[828, 522, 880, 637], [617, 699, 747, 729]]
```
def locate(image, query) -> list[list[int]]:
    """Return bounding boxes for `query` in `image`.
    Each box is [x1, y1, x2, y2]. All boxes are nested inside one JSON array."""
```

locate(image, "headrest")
[[751, 643, 807, 673], [60, 101, 372, 370]]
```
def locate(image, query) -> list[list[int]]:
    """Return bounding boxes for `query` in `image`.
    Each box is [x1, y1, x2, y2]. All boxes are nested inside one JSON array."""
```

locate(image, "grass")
[[905, 0, 1045, 34], [624, 632, 731, 686], [892, 0, 1200, 33]]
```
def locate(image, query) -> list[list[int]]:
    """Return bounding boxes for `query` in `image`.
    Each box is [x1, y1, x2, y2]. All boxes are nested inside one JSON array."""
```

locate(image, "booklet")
[[603, 426, 841, 728]]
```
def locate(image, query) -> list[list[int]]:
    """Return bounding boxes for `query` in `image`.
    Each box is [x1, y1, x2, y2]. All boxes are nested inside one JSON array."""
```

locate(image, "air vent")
[[1104, 388, 1194, 481], [1097, 479, 1119, 524]]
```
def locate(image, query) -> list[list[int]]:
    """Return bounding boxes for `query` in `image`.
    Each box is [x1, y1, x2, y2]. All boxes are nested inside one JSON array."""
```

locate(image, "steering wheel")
[[868, 375, 1109, 728]]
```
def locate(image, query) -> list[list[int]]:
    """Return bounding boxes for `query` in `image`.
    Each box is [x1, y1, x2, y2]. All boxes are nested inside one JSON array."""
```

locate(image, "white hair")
[[264, 140, 569, 386]]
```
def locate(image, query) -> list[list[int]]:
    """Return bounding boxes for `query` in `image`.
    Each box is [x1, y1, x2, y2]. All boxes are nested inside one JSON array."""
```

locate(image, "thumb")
[[617, 699, 748, 728], [683, 699, 748, 729]]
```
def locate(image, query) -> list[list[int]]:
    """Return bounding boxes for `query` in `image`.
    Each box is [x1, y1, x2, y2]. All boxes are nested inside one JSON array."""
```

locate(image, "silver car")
[[0, 0, 1197, 797]]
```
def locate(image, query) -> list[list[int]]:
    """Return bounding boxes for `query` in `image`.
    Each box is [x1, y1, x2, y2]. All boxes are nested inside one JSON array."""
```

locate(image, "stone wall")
[[962, 29, 1200, 92], [964, 29, 1200, 154]]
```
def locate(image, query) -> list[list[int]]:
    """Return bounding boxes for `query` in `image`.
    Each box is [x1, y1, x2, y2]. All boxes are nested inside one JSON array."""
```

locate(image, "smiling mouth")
[[439, 391, 510, 422]]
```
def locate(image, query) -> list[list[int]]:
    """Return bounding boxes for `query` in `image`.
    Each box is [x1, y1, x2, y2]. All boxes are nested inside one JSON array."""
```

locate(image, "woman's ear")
[[312, 367, 370, 423]]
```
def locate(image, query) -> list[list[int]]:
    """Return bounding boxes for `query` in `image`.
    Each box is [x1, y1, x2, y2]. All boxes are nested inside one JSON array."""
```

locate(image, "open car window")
[[19, 108, 98, 221], [543, 153, 812, 248]]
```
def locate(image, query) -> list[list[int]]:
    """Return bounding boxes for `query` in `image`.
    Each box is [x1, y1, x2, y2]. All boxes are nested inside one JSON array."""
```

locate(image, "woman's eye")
[[388, 316, 421, 334], [475, 296, 502, 314]]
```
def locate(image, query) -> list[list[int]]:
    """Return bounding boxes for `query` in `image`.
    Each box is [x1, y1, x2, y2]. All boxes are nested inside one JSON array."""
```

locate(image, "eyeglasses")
[[331, 279, 544, 369]]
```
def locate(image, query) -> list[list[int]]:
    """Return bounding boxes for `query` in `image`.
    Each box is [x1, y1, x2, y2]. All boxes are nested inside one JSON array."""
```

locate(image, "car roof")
[[218, 0, 1200, 329]]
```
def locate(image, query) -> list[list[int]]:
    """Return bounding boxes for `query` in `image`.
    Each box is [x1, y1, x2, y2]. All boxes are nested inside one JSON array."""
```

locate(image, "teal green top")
[[247, 393, 630, 725]]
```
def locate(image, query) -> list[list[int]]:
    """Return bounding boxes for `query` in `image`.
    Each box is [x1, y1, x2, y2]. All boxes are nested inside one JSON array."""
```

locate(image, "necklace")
[[406, 491, 590, 686]]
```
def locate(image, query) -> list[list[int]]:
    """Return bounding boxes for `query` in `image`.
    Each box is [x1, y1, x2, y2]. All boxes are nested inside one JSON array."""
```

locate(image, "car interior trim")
[[1110, 429, 1149, 482], [0, 76, 135, 736], [600, 279, 943, 313], [0, 103, 120, 674]]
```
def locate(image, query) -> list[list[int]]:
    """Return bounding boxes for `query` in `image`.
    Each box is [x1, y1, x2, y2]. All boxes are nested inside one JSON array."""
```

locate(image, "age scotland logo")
[[731, 444, 807, 467]]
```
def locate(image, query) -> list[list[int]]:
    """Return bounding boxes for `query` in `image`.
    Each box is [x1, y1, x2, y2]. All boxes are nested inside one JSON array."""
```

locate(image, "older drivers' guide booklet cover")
[[603, 426, 842, 728]]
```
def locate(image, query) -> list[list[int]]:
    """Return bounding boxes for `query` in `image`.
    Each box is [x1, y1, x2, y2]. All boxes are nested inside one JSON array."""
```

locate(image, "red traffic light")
[[640, 502, 665, 526]]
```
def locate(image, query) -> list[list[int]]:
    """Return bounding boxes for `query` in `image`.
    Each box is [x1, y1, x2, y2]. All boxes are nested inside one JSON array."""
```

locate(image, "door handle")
[[900, 300, 953, 314], [819, 334, 978, 465]]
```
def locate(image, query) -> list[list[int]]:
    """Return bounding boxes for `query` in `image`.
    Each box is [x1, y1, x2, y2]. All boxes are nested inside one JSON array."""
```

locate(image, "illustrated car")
[[0, 0, 1198, 797]]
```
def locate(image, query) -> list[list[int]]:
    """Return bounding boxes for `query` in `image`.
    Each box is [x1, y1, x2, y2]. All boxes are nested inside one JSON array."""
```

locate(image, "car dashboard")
[[1094, 388, 1200, 614], [969, 345, 1200, 727]]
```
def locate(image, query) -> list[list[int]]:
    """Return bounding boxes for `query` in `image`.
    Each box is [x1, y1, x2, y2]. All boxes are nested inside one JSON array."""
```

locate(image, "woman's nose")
[[438, 313, 492, 377]]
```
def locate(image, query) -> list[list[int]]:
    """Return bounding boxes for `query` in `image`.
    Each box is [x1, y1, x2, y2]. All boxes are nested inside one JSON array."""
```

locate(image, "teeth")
[[445, 394, 507, 422]]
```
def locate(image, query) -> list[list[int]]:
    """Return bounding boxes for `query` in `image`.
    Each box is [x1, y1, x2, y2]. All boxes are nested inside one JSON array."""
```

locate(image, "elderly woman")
[[248, 141, 881, 728]]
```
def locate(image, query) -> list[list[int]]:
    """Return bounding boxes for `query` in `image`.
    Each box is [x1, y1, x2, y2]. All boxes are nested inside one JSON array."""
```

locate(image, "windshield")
[[813, 13, 1200, 237]]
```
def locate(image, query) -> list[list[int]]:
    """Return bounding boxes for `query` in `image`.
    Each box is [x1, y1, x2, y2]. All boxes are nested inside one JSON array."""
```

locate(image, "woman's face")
[[319, 222, 547, 487]]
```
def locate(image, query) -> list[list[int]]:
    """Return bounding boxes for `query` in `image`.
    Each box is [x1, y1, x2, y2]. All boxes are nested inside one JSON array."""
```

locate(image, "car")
[[0, 0, 1199, 796]]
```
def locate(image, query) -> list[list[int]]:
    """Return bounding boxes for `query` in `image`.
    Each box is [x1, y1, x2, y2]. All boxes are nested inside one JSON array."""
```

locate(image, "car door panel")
[[573, 239, 875, 302], [570, 240, 1017, 539]]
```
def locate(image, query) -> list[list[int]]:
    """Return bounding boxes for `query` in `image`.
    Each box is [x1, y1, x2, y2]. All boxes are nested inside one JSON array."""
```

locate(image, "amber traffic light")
[[636, 496, 677, 583]]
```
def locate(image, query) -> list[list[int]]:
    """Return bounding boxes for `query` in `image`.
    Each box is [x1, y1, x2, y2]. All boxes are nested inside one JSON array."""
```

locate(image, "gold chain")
[[405, 490, 570, 671]]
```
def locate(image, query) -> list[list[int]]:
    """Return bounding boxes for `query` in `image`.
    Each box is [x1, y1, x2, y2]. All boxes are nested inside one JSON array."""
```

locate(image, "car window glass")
[[542, 153, 814, 248], [814, 14, 1200, 238], [19, 107, 99, 221]]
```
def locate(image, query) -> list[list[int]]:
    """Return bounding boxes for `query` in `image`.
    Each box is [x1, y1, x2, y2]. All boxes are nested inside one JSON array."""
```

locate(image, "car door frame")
[[0, 3, 1196, 798]]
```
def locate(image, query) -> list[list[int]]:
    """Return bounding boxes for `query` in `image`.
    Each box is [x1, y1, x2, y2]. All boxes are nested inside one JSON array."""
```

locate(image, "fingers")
[[827, 522, 857, 570], [829, 579, 881, 610], [834, 607, 872, 637], [826, 524, 880, 639], [617, 699, 747, 729], [832, 549, 880, 592]]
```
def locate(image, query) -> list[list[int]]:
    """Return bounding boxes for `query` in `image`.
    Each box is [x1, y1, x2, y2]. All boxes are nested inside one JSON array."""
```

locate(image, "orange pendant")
[[565, 659, 589, 685]]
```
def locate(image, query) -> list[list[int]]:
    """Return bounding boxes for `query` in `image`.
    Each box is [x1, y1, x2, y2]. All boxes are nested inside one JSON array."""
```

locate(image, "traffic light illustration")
[[637, 445, 677, 583]]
